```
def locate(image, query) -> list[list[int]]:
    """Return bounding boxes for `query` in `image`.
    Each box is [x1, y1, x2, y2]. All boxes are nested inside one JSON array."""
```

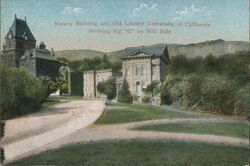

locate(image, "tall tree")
[[117, 79, 133, 103]]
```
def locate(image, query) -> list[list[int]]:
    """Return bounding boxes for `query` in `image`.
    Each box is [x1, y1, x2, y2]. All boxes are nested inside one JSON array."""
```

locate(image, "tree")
[[97, 81, 105, 94], [143, 82, 159, 97], [40, 76, 58, 96], [117, 79, 133, 103], [0, 66, 47, 119], [103, 78, 116, 100]]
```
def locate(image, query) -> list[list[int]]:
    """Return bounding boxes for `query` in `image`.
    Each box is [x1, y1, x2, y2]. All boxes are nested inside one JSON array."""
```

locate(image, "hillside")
[[55, 40, 249, 62], [55, 49, 106, 62]]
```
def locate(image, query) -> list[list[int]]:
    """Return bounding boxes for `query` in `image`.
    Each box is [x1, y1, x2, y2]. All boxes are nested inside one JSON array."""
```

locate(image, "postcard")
[[0, 0, 249, 165]]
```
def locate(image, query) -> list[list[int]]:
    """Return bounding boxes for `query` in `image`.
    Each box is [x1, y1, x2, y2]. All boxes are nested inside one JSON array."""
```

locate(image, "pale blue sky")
[[1, 0, 249, 52]]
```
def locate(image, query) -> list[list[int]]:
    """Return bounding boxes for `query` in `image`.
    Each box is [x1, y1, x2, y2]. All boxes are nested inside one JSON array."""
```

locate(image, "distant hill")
[[55, 49, 106, 62], [55, 39, 249, 62]]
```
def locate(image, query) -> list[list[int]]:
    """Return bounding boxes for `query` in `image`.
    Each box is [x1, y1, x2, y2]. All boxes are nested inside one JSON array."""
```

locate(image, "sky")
[[1, 0, 249, 52]]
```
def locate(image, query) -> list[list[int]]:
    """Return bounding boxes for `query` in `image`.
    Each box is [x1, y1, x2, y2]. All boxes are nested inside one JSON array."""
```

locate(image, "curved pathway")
[[1, 100, 105, 164], [2, 102, 249, 165]]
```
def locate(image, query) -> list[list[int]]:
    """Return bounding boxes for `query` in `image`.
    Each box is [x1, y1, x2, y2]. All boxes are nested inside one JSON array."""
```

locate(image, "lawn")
[[95, 103, 198, 124], [49, 95, 84, 100], [41, 100, 61, 108], [9, 141, 249, 166], [134, 122, 249, 139]]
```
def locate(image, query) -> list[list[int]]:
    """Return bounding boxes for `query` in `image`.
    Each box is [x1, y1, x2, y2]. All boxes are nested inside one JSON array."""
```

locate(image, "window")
[[125, 67, 130, 77], [141, 65, 145, 76], [136, 82, 141, 93], [152, 65, 157, 75], [135, 65, 140, 76]]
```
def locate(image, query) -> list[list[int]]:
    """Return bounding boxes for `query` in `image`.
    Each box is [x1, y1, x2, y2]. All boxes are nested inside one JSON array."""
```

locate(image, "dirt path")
[[2, 102, 249, 165], [1, 100, 105, 164]]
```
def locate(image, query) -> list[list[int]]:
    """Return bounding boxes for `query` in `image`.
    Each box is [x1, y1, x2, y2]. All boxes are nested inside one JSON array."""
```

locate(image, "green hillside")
[[55, 40, 249, 62]]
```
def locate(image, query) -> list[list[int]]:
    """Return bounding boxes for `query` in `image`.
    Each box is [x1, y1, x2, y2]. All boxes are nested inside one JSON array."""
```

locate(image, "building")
[[83, 69, 120, 98], [118, 45, 170, 102], [19, 42, 61, 78], [59, 66, 83, 96], [1, 15, 62, 79], [2, 15, 36, 67]]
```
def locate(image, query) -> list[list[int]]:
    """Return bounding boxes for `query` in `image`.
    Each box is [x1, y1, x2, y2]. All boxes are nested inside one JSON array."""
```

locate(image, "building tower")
[[1, 14, 36, 67]]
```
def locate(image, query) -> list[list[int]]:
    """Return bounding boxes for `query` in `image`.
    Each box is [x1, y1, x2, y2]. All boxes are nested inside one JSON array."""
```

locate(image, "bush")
[[168, 55, 203, 75], [141, 96, 151, 103], [97, 78, 116, 100], [117, 79, 133, 103], [160, 74, 183, 104], [200, 74, 236, 115], [103, 79, 117, 100], [142, 82, 159, 97], [0, 66, 47, 119], [234, 83, 250, 115], [179, 74, 203, 108], [97, 81, 105, 94], [40, 76, 58, 96]]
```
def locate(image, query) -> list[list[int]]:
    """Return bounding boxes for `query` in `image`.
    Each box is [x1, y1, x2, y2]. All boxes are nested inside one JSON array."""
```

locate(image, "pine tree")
[[117, 78, 133, 103]]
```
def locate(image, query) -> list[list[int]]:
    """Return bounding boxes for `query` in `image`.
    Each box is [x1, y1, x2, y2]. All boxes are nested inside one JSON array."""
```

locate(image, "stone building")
[[19, 42, 61, 78], [2, 15, 36, 67], [118, 45, 170, 102], [83, 69, 120, 98], [1, 15, 61, 79]]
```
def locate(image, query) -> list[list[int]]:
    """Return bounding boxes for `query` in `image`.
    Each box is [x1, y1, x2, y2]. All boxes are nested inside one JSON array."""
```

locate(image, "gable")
[[7, 18, 36, 41]]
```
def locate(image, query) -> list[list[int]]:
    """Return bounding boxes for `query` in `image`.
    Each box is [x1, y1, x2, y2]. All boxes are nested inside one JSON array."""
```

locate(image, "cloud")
[[61, 7, 87, 15], [174, 5, 213, 20], [131, 3, 158, 17]]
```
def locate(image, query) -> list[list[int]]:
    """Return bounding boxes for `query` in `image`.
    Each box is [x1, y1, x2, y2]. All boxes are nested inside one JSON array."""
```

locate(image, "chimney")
[[15, 14, 17, 19], [25, 16, 27, 22]]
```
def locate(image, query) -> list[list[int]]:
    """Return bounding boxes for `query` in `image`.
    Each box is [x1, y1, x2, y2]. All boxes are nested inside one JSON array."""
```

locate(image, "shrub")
[[141, 96, 151, 103], [97, 81, 105, 94], [40, 76, 59, 97], [97, 78, 116, 100], [179, 74, 203, 108], [142, 81, 159, 97], [117, 79, 133, 103], [234, 83, 250, 115], [200, 74, 236, 115], [103, 78, 116, 100], [0, 66, 47, 119], [160, 74, 183, 104], [168, 54, 203, 75]]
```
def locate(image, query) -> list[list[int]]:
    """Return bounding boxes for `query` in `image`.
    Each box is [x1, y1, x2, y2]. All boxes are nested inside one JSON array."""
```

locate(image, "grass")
[[49, 95, 83, 100], [41, 100, 61, 108], [135, 122, 249, 139], [95, 103, 197, 124], [9, 141, 249, 166]]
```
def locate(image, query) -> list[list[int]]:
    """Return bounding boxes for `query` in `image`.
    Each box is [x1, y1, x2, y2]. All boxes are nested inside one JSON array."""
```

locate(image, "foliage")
[[40, 76, 59, 96], [179, 74, 203, 108], [160, 51, 250, 115], [57, 57, 70, 65], [167, 54, 203, 75], [234, 83, 250, 115], [68, 55, 122, 72], [117, 79, 133, 103], [200, 74, 236, 115], [141, 96, 151, 103], [0, 66, 47, 119], [97, 81, 105, 94], [97, 78, 117, 100], [142, 82, 159, 97]]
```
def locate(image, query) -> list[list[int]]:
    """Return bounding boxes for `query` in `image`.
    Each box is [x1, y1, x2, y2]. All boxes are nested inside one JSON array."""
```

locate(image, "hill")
[[55, 40, 249, 62]]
